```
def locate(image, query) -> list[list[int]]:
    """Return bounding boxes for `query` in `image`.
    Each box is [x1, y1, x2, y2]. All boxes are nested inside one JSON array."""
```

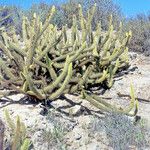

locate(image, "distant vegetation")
[[124, 14, 150, 56]]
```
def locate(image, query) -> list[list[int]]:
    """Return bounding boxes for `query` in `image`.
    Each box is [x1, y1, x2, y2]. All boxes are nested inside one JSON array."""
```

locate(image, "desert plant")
[[82, 84, 138, 116], [61, 0, 80, 28], [25, 3, 65, 29], [0, 4, 138, 116], [60, 0, 122, 29], [82, 0, 122, 30], [90, 113, 150, 150], [25, 3, 50, 23], [42, 122, 67, 150], [40, 110, 69, 150], [4, 109, 31, 150]]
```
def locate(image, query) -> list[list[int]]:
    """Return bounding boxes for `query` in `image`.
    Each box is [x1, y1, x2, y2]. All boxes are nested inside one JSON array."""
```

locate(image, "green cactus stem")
[[48, 63, 73, 100], [0, 58, 16, 80], [82, 88, 138, 116], [43, 56, 70, 93]]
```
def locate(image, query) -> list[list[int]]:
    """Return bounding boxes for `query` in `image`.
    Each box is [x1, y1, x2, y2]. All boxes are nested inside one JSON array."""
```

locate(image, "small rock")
[[7, 94, 25, 101], [74, 133, 82, 140], [65, 94, 83, 104], [69, 105, 82, 116], [129, 66, 138, 72], [129, 52, 138, 60], [86, 143, 100, 150], [50, 99, 70, 109]]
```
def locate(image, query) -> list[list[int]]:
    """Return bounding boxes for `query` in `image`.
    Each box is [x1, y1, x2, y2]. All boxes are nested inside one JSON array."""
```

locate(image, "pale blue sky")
[[0, 0, 150, 17], [114, 0, 150, 17]]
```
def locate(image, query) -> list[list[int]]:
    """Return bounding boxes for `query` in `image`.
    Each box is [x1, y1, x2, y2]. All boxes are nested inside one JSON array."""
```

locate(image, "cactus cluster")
[[0, 5, 138, 116], [4, 109, 31, 150]]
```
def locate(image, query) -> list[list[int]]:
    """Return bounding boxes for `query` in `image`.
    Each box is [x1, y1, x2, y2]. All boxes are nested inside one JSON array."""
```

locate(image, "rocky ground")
[[0, 52, 150, 150]]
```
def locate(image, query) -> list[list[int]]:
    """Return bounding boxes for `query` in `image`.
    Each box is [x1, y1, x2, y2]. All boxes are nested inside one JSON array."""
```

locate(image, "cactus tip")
[[129, 30, 132, 37], [52, 5, 56, 12]]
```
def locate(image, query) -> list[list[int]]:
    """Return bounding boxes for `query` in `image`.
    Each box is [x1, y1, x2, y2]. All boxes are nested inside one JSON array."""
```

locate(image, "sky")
[[0, 0, 150, 17], [0, 0, 65, 9], [114, 0, 150, 17]]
